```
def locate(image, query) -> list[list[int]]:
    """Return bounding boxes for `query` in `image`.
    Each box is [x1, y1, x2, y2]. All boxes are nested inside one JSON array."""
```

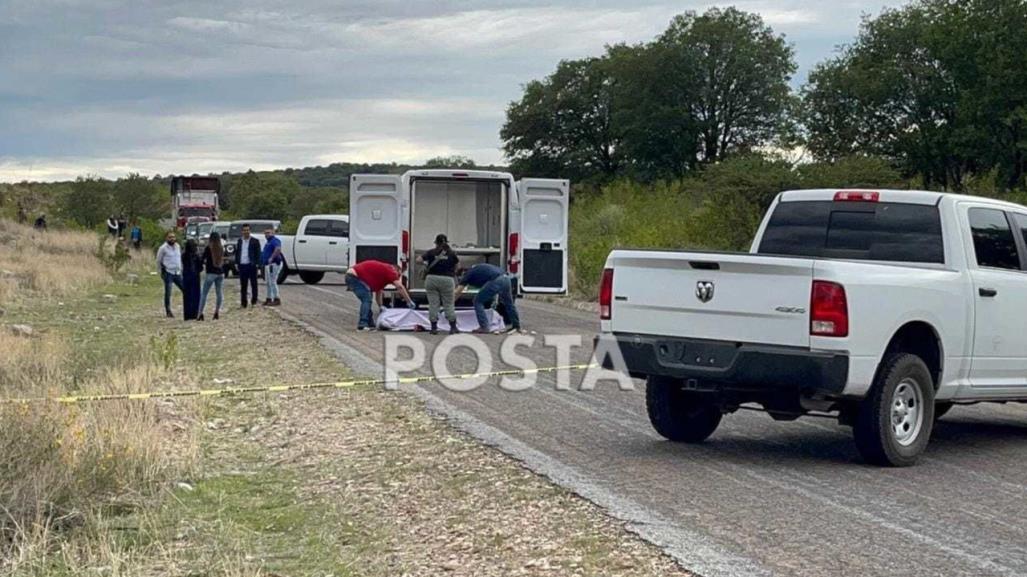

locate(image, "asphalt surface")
[[278, 277, 1027, 577]]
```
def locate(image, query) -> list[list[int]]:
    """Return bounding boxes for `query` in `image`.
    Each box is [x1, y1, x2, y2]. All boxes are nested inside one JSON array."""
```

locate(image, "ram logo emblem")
[[695, 281, 715, 303]]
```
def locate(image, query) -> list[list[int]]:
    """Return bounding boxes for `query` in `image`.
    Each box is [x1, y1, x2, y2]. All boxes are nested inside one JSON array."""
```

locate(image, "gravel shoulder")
[[176, 305, 689, 576]]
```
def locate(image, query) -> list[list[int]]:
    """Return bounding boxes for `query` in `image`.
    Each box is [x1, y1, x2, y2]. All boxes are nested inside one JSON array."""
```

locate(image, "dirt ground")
[[168, 294, 691, 576]]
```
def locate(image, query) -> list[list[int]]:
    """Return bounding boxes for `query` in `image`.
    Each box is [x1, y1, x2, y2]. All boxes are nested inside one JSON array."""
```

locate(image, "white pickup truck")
[[599, 189, 1027, 466], [277, 214, 349, 285]]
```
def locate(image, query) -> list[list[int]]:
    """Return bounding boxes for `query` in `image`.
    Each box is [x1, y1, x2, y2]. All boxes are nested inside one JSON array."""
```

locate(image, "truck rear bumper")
[[598, 333, 849, 396]]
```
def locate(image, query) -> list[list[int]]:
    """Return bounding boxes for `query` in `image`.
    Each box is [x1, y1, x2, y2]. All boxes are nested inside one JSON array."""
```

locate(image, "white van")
[[348, 169, 569, 300]]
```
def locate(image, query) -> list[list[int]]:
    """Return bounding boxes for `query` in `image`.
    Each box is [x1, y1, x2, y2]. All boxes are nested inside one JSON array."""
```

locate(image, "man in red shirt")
[[346, 260, 415, 331]]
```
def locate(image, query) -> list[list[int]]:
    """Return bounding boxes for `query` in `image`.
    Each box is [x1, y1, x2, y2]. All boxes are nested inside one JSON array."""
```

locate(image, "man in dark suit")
[[235, 223, 262, 308]]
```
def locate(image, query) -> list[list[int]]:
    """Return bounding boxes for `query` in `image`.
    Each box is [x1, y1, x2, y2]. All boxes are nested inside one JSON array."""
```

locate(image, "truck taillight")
[[810, 281, 848, 337], [508, 233, 520, 273], [834, 190, 879, 202], [599, 268, 614, 320]]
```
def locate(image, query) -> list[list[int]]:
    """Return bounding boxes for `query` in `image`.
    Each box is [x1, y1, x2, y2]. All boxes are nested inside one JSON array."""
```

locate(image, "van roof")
[[404, 168, 514, 181], [780, 188, 1027, 211]]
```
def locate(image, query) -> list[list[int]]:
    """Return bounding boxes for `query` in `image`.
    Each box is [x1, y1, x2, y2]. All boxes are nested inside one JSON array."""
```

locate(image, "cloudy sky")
[[0, 0, 904, 182]]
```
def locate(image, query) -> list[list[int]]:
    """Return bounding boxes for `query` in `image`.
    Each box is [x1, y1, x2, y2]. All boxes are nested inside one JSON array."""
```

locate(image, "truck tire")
[[298, 270, 325, 285], [646, 376, 722, 443], [853, 353, 935, 467], [278, 264, 290, 285]]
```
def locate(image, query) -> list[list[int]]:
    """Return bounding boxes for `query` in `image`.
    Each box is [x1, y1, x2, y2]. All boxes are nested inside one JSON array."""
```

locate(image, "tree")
[[288, 186, 347, 220], [637, 9, 795, 170], [502, 56, 620, 181], [111, 173, 167, 220], [61, 177, 113, 227], [423, 156, 477, 169], [228, 171, 302, 219], [501, 7, 795, 182], [802, 0, 1027, 191]]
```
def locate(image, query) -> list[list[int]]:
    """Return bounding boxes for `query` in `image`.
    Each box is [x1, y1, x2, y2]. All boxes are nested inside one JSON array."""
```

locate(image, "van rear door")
[[517, 178, 569, 294], [349, 175, 403, 267]]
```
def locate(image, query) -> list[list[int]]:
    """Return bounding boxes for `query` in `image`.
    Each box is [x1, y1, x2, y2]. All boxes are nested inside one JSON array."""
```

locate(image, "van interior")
[[409, 179, 506, 289]]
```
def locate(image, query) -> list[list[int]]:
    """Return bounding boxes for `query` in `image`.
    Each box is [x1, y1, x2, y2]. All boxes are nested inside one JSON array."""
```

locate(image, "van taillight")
[[810, 281, 848, 337], [401, 230, 410, 270], [508, 233, 520, 273], [599, 268, 614, 320]]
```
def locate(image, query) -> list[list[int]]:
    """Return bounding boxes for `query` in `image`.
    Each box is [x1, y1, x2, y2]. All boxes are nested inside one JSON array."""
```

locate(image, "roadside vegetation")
[[4, 2, 1027, 292], [0, 219, 687, 575]]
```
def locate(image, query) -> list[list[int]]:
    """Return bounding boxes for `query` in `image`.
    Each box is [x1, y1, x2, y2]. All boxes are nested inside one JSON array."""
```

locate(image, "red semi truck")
[[170, 176, 220, 228]]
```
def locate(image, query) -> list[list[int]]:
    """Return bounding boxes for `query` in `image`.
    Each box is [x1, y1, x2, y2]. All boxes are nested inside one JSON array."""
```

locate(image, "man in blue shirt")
[[261, 226, 284, 306], [455, 263, 521, 334], [130, 223, 143, 250]]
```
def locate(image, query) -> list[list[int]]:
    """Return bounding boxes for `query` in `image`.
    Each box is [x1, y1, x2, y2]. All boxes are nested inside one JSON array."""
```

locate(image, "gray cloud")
[[0, 0, 903, 181]]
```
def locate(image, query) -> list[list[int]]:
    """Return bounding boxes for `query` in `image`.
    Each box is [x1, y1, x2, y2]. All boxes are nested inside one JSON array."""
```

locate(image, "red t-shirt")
[[352, 260, 400, 292]]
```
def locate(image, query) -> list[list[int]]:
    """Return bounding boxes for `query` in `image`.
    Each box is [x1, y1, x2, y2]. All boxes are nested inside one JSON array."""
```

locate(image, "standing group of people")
[[107, 214, 144, 249], [154, 222, 520, 333], [344, 233, 521, 335], [156, 223, 283, 320], [106, 215, 128, 238]]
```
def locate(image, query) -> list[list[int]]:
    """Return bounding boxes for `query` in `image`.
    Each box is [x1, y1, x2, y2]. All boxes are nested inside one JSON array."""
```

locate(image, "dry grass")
[[0, 219, 200, 575], [0, 220, 110, 305]]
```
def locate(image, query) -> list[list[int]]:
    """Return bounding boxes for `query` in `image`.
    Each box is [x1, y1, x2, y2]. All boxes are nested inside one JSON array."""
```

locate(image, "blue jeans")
[[474, 274, 519, 331], [266, 263, 281, 300], [163, 272, 183, 314], [346, 274, 374, 328], [198, 273, 224, 315]]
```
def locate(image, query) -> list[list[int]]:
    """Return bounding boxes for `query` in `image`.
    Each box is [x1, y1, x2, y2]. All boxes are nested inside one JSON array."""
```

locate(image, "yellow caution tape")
[[0, 364, 598, 405]]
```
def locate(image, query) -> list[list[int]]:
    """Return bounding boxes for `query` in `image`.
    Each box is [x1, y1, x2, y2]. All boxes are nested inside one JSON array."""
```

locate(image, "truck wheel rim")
[[891, 378, 924, 447]]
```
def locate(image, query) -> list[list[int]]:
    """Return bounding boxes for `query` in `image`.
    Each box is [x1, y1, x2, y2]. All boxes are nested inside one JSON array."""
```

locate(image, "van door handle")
[[979, 288, 998, 298], [329, 241, 338, 245], [298, 240, 307, 244]]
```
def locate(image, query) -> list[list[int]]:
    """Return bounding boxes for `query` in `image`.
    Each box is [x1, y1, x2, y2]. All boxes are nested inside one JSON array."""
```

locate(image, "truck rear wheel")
[[646, 376, 722, 443], [298, 270, 325, 285], [854, 353, 935, 467]]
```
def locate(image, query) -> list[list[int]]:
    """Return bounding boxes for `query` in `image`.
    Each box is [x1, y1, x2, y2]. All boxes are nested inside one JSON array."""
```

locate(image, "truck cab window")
[[329, 220, 349, 238], [304, 219, 330, 236], [969, 208, 1021, 270], [758, 201, 943, 263], [1015, 213, 1027, 248]]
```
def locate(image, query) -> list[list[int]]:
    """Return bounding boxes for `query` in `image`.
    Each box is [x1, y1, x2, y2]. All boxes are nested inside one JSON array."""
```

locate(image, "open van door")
[[349, 175, 404, 267], [517, 179, 569, 294]]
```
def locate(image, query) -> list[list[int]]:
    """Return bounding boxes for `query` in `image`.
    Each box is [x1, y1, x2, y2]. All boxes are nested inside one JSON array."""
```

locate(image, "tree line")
[[0, 156, 496, 235], [502, 1, 1027, 192]]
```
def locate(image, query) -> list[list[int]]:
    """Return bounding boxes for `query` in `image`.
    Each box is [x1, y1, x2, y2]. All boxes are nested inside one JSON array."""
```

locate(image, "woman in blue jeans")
[[198, 232, 227, 320]]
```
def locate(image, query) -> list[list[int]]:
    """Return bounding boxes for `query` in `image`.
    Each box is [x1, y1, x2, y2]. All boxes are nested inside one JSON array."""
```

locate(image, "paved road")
[[279, 278, 1027, 577]]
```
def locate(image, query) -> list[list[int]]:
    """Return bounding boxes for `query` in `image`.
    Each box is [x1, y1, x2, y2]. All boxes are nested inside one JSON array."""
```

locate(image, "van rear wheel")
[[646, 376, 722, 443], [854, 353, 935, 467]]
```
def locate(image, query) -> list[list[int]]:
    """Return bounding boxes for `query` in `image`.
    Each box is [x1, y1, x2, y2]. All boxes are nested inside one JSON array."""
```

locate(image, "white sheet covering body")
[[376, 308, 506, 332]]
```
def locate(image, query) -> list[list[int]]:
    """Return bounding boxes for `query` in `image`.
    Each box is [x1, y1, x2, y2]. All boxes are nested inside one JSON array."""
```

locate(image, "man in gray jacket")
[[156, 231, 184, 318]]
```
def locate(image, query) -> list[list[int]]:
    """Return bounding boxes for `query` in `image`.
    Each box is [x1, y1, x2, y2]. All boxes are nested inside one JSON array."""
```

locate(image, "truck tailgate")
[[608, 251, 814, 348]]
